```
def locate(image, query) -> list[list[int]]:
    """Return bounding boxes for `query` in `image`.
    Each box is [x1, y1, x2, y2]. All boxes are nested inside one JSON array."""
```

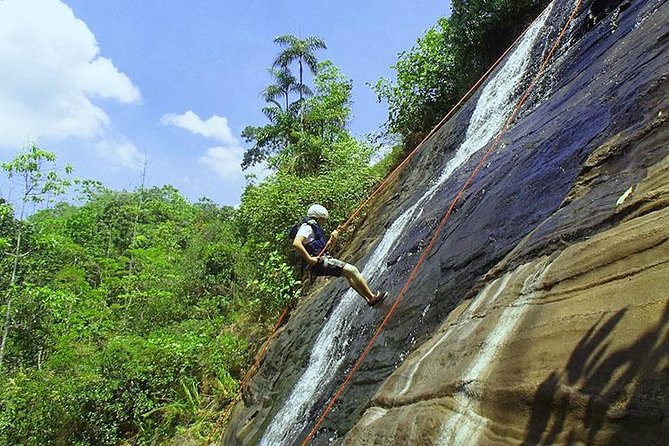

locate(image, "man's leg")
[[341, 264, 376, 302]]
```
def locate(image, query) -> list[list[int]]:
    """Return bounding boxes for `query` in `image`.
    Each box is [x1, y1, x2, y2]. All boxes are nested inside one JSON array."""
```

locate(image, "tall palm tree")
[[272, 34, 327, 106], [242, 35, 327, 171]]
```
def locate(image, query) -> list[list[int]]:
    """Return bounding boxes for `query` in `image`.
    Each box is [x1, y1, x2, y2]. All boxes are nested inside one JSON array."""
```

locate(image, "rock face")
[[223, 0, 669, 444]]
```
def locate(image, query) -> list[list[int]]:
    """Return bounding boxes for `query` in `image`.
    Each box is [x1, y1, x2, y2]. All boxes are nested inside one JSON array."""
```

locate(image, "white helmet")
[[307, 204, 329, 219]]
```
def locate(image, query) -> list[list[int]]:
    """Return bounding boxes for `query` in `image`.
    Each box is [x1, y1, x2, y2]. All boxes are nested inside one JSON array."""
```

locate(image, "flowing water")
[[259, 3, 555, 444]]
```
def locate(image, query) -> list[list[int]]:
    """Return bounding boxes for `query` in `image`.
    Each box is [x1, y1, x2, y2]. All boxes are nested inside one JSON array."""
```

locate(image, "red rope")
[[315, 0, 565, 261], [301, 1, 584, 444], [319, 15, 536, 254], [209, 0, 582, 441]]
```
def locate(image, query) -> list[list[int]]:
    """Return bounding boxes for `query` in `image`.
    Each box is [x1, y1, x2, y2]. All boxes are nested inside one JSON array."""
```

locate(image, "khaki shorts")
[[311, 255, 347, 277]]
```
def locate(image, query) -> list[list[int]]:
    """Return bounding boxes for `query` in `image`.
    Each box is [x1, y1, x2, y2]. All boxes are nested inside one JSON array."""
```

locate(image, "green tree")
[[373, 0, 549, 147], [262, 66, 308, 118], [242, 39, 341, 174], [277, 60, 354, 176], [303, 60, 353, 141], [372, 17, 457, 147], [449, 0, 550, 89], [238, 135, 377, 252], [0, 183, 253, 445], [0, 145, 72, 372], [242, 67, 304, 169], [242, 69, 300, 169], [241, 118, 294, 169], [272, 34, 327, 107]]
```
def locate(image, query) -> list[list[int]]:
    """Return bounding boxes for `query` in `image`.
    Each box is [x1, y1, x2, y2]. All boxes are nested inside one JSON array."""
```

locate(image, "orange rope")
[[209, 0, 581, 441], [301, 0, 584, 444]]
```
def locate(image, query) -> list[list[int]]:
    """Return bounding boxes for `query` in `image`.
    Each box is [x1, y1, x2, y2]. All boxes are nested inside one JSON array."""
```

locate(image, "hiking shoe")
[[368, 291, 388, 306]]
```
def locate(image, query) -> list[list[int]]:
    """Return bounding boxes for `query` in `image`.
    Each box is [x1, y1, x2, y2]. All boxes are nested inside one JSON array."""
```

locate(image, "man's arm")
[[293, 235, 319, 266], [329, 229, 339, 249]]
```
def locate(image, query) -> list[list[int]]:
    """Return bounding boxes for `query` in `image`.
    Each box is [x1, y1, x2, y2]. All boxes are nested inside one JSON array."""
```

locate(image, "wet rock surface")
[[223, 0, 669, 444], [347, 170, 669, 445]]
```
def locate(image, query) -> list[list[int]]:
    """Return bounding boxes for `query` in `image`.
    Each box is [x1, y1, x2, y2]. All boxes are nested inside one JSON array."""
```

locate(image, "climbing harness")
[[208, 0, 584, 442]]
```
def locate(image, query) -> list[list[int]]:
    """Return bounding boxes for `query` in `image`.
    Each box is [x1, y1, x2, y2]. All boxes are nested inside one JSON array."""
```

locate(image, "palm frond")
[[273, 34, 299, 47], [262, 85, 284, 103], [305, 36, 327, 51], [261, 104, 283, 123], [271, 35, 326, 75], [302, 53, 319, 74]]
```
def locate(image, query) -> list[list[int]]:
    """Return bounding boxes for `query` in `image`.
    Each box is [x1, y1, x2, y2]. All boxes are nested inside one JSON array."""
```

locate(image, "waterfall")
[[259, 3, 555, 444]]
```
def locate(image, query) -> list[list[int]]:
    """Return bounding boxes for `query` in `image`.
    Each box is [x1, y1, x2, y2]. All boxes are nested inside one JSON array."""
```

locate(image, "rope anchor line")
[[205, 25, 515, 444]]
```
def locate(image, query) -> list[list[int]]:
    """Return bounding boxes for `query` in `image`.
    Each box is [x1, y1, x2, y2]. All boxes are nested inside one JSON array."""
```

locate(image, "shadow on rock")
[[522, 302, 669, 445]]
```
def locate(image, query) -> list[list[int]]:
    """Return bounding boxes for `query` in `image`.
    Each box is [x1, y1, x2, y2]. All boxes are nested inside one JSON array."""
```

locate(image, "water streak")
[[436, 259, 554, 445], [397, 273, 513, 396]]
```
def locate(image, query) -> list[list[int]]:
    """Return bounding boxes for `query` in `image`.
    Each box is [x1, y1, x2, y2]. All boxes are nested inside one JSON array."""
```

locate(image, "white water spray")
[[259, 3, 554, 444]]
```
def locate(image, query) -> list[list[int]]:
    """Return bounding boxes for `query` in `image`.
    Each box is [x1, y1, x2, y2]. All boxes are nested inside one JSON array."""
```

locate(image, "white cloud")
[[160, 109, 264, 181], [95, 139, 147, 171], [0, 0, 141, 148], [199, 145, 270, 182], [199, 146, 246, 179], [159, 110, 237, 146]]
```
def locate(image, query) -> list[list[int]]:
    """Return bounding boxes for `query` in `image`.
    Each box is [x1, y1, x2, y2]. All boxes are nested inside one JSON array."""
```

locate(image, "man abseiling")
[[292, 204, 387, 306]]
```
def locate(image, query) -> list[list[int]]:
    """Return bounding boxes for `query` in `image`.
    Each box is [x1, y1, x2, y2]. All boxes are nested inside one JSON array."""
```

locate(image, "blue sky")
[[0, 0, 451, 207]]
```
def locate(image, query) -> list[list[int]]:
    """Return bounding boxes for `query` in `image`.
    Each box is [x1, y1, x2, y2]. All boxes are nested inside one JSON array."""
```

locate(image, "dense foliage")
[[242, 34, 329, 172], [239, 135, 379, 249], [373, 0, 550, 147], [0, 183, 251, 444]]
